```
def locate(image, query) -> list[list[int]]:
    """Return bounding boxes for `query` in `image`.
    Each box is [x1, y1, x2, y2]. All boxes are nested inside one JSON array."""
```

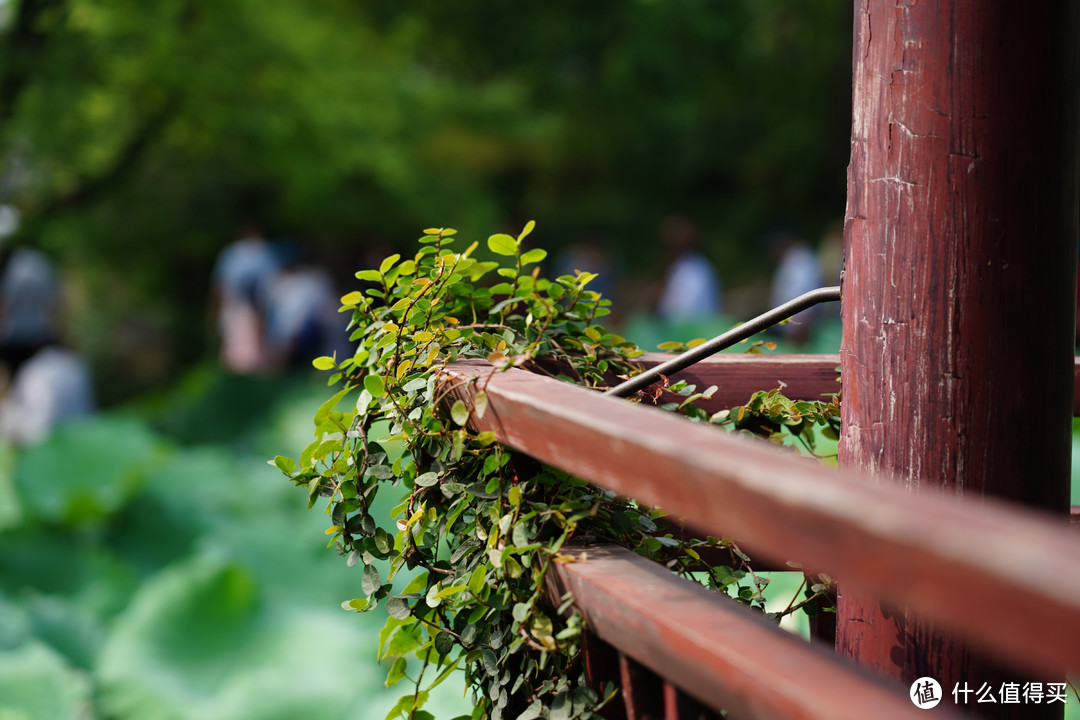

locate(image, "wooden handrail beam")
[[636, 353, 1080, 416], [548, 544, 962, 720], [441, 360, 1080, 677], [636, 352, 840, 412]]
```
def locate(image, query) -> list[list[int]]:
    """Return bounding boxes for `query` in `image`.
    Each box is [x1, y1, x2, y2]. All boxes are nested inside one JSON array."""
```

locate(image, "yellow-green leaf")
[[385, 657, 407, 687], [340, 290, 364, 305], [432, 584, 467, 599], [365, 374, 386, 398], [341, 597, 369, 612], [423, 345, 442, 366], [487, 233, 518, 256], [450, 400, 469, 426], [520, 248, 547, 265], [468, 566, 487, 595], [312, 355, 336, 370], [273, 455, 297, 475], [379, 253, 401, 274]]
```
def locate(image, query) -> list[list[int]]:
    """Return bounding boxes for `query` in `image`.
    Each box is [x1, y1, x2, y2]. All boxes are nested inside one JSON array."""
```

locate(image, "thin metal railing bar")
[[604, 286, 841, 398], [440, 360, 1080, 677]]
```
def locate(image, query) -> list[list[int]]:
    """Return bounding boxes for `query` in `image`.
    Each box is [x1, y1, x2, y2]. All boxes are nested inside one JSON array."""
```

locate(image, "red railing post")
[[839, 1, 1080, 717]]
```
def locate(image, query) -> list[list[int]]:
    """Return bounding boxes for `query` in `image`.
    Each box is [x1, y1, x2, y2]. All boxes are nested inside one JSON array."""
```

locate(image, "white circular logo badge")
[[910, 677, 943, 709]]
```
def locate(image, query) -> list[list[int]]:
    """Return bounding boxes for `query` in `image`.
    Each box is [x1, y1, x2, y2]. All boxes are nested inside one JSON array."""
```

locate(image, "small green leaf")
[[517, 699, 543, 720], [365, 374, 386, 398], [339, 291, 362, 306], [379, 253, 401, 274], [434, 631, 455, 657], [386, 626, 422, 657], [374, 527, 392, 554], [432, 584, 467, 599], [481, 648, 498, 676], [386, 656, 407, 687], [518, 219, 536, 241], [272, 455, 297, 475], [341, 597, 368, 612], [520, 248, 547, 265], [487, 233, 518, 256], [362, 564, 381, 596], [467, 566, 487, 595], [414, 472, 440, 488], [355, 269, 382, 281], [312, 355, 336, 370], [473, 391, 489, 419], [386, 597, 411, 620], [450, 400, 469, 426]]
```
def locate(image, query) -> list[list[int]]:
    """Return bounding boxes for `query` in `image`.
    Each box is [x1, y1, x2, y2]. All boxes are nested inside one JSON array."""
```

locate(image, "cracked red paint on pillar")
[[839, 1, 1079, 718]]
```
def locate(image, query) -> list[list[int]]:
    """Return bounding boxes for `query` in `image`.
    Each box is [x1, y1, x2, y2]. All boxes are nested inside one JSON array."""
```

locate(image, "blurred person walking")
[[655, 214, 722, 323], [767, 228, 824, 347], [210, 223, 280, 374], [0, 345, 95, 445], [264, 243, 339, 370], [0, 235, 59, 374], [0, 209, 95, 444]]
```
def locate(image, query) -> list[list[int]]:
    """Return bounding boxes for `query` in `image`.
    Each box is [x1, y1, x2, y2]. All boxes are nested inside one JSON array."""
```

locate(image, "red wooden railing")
[[440, 355, 1080, 720], [432, 2, 1080, 716]]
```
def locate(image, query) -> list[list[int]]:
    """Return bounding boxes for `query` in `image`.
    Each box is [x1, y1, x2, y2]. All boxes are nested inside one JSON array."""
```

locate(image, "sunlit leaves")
[[449, 400, 469, 426], [385, 657, 408, 687], [472, 391, 489, 419], [487, 233, 518, 256], [710, 386, 841, 458], [520, 248, 547, 266], [364, 374, 386, 398], [279, 222, 670, 720]]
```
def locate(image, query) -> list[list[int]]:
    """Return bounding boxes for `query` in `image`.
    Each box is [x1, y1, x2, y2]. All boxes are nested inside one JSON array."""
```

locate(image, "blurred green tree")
[[0, 0, 850, 401]]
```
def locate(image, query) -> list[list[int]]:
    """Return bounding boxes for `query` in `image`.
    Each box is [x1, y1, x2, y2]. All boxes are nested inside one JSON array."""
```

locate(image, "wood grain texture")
[[634, 353, 840, 413], [547, 544, 960, 720], [840, 0, 1080, 706], [641, 353, 1080, 415], [441, 361, 1080, 678]]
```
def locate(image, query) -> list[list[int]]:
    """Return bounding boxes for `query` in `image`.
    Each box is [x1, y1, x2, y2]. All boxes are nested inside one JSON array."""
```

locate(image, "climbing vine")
[[274, 223, 838, 720]]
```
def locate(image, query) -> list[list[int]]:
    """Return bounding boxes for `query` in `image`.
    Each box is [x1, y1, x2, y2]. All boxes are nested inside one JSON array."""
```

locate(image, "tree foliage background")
[[0, 0, 851, 402]]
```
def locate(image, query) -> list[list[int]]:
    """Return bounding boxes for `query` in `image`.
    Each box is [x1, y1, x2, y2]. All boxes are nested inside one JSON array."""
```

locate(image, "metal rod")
[[605, 286, 841, 398]]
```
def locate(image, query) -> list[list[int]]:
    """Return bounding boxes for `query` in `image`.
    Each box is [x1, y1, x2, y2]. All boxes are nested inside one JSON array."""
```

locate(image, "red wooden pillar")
[[839, 1, 1079, 718]]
